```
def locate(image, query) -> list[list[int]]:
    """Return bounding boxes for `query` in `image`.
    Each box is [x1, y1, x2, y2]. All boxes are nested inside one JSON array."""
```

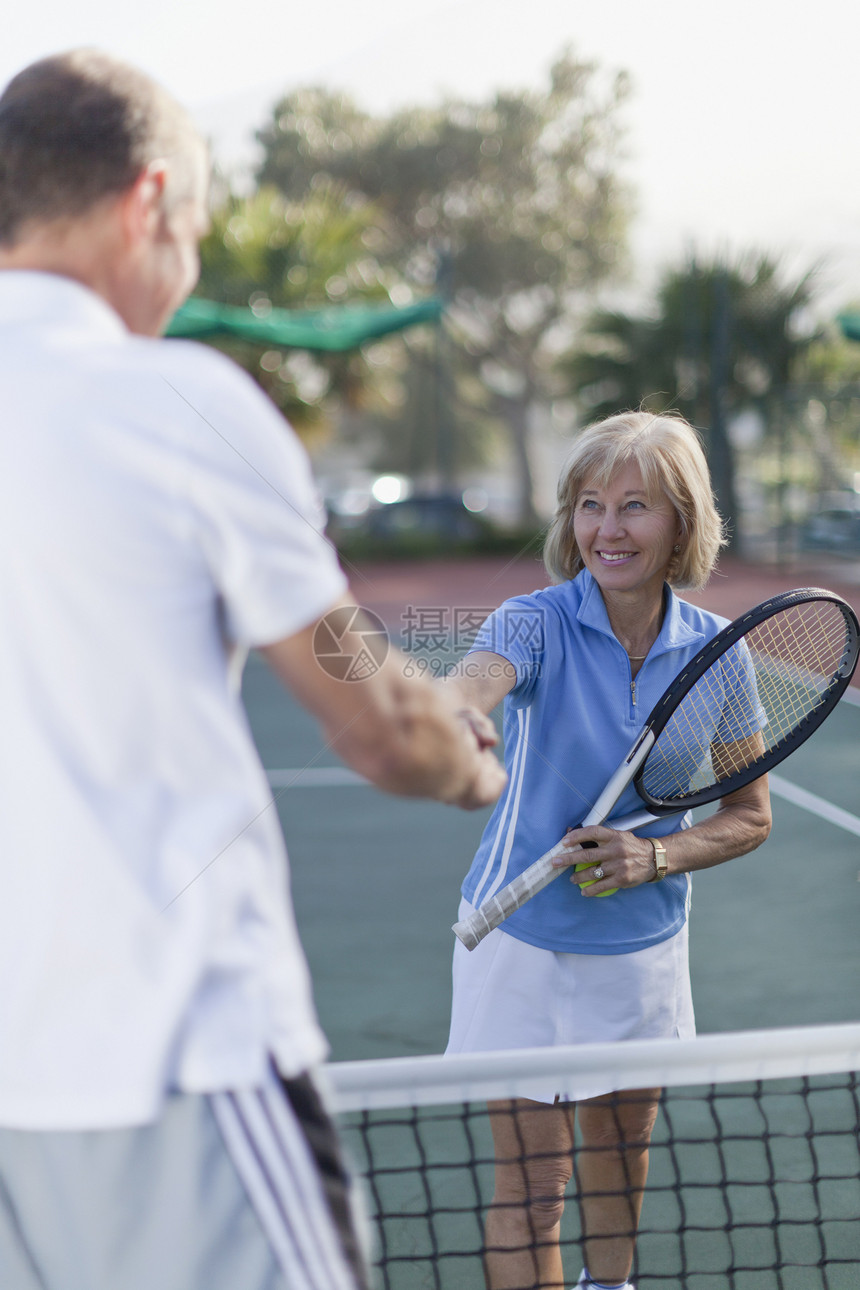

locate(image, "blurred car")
[[364, 495, 488, 541], [328, 493, 494, 554], [801, 491, 860, 553]]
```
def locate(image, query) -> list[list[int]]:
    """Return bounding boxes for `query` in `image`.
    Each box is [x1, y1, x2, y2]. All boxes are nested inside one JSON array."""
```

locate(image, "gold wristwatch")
[[648, 837, 668, 882]]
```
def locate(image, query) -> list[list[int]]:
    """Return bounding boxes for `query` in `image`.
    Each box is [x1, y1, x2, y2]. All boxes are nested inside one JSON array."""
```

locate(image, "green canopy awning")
[[837, 312, 860, 343], [166, 296, 444, 351]]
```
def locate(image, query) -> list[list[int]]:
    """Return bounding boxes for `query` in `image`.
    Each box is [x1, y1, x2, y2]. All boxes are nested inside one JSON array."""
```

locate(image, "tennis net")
[[326, 1024, 860, 1290]]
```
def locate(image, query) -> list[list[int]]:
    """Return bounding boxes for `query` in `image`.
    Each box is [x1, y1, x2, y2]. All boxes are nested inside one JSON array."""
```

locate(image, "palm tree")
[[562, 252, 819, 544]]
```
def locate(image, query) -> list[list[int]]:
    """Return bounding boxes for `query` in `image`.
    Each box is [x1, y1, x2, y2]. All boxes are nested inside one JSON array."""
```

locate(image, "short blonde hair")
[[543, 410, 726, 590]]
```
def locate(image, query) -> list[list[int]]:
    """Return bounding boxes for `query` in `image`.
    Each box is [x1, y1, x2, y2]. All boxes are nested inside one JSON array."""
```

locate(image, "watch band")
[[648, 837, 668, 882]]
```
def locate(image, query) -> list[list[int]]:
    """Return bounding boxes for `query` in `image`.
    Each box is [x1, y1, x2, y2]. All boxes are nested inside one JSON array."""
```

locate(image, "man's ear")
[[118, 161, 169, 245]]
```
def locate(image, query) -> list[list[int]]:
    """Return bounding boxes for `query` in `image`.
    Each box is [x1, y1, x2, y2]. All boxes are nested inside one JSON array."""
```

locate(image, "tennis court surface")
[[241, 553, 860, 1289]]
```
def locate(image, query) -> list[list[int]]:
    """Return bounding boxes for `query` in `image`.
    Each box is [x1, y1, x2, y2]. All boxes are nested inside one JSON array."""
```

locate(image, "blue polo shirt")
[[461, 570, 730, 954]]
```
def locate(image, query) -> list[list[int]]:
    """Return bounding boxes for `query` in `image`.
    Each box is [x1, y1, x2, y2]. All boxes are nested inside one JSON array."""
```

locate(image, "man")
[[0, 50, 505, 1290]]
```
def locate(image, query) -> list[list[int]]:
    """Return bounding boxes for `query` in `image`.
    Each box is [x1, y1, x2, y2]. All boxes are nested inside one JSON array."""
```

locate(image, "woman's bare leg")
[[485, 1098, 576, 1290], [574, 1088, 661, 1286]]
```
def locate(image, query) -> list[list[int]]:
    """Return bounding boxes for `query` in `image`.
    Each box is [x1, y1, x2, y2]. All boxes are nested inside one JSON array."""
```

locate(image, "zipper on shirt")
[[625, 650, 645, 722], [624, 656, 638, 722]]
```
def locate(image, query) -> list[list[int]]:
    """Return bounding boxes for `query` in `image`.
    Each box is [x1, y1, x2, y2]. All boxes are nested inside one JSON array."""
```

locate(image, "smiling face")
[[572, 460, 682, 605]]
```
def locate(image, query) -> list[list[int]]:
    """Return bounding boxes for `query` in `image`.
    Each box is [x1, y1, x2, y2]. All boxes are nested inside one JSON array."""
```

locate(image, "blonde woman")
[[446, 412, 772, 1290]]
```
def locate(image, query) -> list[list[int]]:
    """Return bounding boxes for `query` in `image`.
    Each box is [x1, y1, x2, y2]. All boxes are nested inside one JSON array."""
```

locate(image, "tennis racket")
[[453, 588, 859, 951]]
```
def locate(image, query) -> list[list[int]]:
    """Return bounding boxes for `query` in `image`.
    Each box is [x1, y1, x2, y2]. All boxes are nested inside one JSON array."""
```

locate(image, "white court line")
[[769, 774, 860, 839], [267, 767, 367, 788], [766, 686, 860, 838]]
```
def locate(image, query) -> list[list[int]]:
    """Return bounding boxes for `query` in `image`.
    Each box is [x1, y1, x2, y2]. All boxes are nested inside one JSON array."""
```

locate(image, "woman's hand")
[[552, 825, 659, 894], [551, 776, 772, 896]]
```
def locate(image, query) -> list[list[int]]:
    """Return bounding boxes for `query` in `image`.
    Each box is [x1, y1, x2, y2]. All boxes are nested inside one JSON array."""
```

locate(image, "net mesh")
[[328, 1026, 860, 1290], [640, 601, 850, 805]]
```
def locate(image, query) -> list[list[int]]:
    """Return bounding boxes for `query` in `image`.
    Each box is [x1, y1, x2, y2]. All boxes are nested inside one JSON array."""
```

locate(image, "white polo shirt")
[[0, 272, 347, 1129]]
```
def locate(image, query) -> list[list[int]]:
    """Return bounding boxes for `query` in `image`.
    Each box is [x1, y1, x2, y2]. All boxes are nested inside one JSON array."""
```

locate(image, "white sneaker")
[[572, 1273, 634, 1290]]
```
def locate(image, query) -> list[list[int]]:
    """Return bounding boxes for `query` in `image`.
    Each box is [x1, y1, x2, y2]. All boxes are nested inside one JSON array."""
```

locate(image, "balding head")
[[0, 50, 210, 335], [0, 49, 206, 245]]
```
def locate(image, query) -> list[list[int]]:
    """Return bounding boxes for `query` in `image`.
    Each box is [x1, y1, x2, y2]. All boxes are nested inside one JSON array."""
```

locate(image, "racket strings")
[[641, 602, 849, 802], [749, 600, 847, 733]]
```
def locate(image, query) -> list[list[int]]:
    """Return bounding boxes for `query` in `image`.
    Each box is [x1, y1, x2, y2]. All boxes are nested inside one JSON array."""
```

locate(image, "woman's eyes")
[[577, 498, 647, 512]]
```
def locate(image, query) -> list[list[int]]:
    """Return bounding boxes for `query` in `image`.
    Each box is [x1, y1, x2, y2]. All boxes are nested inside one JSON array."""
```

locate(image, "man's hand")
[[260, 595, 507, 811]]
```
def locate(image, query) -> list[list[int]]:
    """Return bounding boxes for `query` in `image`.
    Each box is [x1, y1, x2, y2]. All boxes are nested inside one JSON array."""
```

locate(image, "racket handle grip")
[[452, 838, 570, 951]]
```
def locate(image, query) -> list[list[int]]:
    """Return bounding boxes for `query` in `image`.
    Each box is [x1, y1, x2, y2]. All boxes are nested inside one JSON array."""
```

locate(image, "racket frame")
[[635, 587, 859, 812]]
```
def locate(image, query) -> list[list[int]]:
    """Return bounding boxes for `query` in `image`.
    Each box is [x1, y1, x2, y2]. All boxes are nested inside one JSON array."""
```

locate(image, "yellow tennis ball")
[[575, 860, 617, 897]]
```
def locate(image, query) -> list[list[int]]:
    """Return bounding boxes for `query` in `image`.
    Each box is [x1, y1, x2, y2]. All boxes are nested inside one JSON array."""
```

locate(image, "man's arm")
[[259, 595, 507, 811]]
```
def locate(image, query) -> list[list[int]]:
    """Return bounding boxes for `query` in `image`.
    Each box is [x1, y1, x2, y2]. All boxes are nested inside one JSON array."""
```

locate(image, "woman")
[[445, 411, 772, 1290]]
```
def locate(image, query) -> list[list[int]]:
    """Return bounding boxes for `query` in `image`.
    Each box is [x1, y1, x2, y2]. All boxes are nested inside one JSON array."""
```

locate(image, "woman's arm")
[[556, 774, 772, 894], [441, 650, 517, 716]]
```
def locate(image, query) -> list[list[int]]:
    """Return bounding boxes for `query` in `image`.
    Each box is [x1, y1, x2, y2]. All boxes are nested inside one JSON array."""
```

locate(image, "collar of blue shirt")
[[575, 570, 705, 657]]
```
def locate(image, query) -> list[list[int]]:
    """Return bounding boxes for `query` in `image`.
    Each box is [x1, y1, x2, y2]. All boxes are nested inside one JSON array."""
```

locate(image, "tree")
[[563, 252, 819, 544], [256, 51, 631, 524], [194, 183, 402, 435]]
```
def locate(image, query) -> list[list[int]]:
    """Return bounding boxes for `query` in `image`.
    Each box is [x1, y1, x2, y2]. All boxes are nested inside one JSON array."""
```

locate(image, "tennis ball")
[[574, 859, 617, 897]]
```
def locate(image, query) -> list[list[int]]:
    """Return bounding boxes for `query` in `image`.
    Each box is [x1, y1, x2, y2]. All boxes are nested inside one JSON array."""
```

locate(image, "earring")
[[673, 544, 681, 553]]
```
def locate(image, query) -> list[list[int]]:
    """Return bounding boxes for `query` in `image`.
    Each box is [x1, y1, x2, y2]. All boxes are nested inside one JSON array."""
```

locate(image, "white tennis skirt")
[[446, 898, 696, 1104]]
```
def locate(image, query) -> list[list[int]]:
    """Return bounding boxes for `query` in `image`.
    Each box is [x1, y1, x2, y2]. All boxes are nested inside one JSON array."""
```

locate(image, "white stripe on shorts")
[[211, 1084, 357, 1290]]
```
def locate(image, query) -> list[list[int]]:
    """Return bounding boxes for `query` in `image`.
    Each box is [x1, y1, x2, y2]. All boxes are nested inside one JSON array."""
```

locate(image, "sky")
[[3, 0, 859, 316]]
